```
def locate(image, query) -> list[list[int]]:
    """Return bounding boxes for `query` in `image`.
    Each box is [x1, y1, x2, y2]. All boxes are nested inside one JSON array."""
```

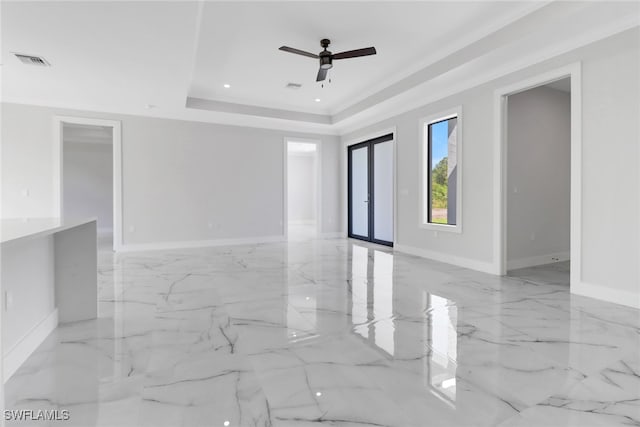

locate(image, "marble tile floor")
[[5, 238, 639, 426], [508, 261, 570, 288]]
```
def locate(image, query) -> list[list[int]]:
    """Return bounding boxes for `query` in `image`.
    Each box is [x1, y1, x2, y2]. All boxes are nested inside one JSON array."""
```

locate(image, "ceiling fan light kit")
[[279, 38, 377, 82]]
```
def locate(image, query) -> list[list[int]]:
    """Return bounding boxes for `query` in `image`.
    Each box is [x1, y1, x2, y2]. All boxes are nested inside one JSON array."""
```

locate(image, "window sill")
[[419, 222, 462, 234]]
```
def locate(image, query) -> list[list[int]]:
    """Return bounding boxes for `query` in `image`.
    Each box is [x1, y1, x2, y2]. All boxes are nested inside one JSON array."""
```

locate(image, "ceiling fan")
[[279, 39, 377, 82]]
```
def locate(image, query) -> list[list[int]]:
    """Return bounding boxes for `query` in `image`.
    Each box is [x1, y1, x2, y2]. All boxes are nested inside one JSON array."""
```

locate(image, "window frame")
[[419, 106, 463, 233]]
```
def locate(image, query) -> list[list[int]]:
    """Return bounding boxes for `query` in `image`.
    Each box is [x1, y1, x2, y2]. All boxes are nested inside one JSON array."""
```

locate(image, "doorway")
[[54, 116, 122, 251], [286, 139, 320, 241], [348, 133, 394, 247], [62, 123, 114, 249], [504, 77, 572, 285]]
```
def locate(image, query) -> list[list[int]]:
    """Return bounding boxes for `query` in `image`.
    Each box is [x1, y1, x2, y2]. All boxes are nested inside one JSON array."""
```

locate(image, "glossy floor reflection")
[[5, 239, 640, 426]]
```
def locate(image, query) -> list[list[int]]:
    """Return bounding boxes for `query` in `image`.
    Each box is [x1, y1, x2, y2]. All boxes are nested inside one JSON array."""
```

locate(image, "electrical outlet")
[[5, 291, 14, 311], [21, 189, 30, 197], [530, 232, 536, 241], [207, 222, 213, 229], [129, 226, 135, 233]]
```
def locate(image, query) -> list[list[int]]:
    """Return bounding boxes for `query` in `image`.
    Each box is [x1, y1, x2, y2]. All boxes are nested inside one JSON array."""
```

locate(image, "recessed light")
[[316, 391, 322, 397], [314, 98, 321, 102], [223, 84, 231, 89], [223, 421, 230, 427], [144, 104, 155, 109]]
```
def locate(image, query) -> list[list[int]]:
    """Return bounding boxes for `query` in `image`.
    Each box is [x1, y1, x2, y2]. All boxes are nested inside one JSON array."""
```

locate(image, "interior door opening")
[[62, 122, 114, 250], [505, 77, 571, 285], [286, 140, 319, 241], [348, 134, 394, 246]]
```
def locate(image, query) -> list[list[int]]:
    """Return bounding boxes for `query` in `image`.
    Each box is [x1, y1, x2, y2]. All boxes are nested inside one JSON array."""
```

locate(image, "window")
[[421, 108, 462, 232]]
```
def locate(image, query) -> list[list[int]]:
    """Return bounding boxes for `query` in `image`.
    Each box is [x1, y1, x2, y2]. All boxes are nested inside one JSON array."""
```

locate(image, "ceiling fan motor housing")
[[319, 52, 333, 69]]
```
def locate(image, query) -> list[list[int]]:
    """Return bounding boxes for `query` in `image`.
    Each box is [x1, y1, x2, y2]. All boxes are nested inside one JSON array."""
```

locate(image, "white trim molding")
[[3, 309, 58, 382], [418, 106, 463, 234], [394, 244, 495, 275], [320, 231, 345, 239], [118, 235, 284, 253], [572, 282, 640, 310], [53, 116, 123, 252], [493, 63, 582, 289]]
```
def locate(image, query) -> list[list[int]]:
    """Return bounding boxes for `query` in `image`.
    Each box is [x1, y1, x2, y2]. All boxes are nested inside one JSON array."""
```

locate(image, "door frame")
[[493, 63, 582, 287], [53, 116, 123, 252], [346, 131, 395, 247], [283, 137, 322, 239]]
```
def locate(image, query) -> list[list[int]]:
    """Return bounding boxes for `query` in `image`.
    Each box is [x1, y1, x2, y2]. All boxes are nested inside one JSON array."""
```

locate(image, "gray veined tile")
[[5, 238, 640, 427], [497, 354, 640, 427], [140, 352, 271, 427]]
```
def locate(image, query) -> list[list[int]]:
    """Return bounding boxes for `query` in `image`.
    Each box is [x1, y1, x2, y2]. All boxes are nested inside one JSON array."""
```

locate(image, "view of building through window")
[[428, 117, 458, 225]]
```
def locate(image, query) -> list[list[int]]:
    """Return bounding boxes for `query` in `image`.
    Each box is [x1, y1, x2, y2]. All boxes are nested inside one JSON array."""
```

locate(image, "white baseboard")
[[118, 235, 285, 252], [507, 251, 570, 270], [320, 232, 345, 239], [394, 244, 496, 274], [288, 220, 316, 226], [4, 309, 58, 382], [572, 281, 640, 309]]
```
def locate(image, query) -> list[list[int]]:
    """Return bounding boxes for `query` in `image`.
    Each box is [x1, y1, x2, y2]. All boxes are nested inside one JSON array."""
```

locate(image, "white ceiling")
[[2, 1, 199, 111], [2, 1, 638, 134], [188, 2, 538, 115]]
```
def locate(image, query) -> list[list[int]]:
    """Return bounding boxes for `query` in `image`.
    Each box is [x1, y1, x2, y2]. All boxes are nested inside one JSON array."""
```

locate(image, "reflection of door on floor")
[[348, 134, 394, 246]]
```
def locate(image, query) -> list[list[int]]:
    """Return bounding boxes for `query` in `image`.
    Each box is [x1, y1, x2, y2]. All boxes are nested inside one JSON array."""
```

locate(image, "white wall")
[[1, 236, 55, 358], [287, 153, 316, 224], [63, 129, 113, 234], [342, 28, 639, 307], [507, 85, 571, 269], [1, 105, 342, 247]]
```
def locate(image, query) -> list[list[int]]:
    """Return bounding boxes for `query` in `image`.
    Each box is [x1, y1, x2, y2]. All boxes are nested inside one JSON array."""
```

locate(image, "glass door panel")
[[350, 145, 369, 239], [373, 140, 393, 244]]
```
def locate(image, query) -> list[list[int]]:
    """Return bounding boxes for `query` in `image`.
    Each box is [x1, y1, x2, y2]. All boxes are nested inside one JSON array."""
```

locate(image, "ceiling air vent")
[[14, 53, 50, 67], [285, 82, 302, 90]]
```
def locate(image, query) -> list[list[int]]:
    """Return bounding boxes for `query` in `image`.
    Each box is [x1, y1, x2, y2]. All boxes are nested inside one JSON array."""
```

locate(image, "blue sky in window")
[[431, 120, 448, 169]]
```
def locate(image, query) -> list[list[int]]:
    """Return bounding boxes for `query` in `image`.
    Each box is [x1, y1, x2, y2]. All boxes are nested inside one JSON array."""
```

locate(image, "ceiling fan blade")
[[316, 68, 328, 82], [332, 47, 377, 60], [279, 46, 318, 59]]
